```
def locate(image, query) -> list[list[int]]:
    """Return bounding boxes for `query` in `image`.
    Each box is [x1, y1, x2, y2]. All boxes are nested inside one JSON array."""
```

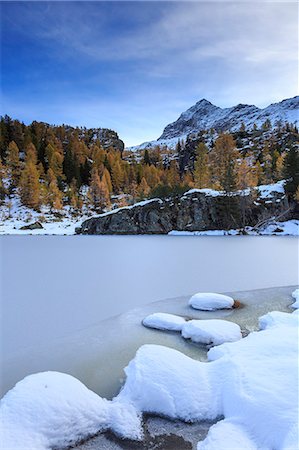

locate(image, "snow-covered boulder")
[[189, 292, 234, 311], [291, 288, 299, 309], [142, 312, 186, 331], [181, 319, 241, 345], [0, 371, 142, 450]]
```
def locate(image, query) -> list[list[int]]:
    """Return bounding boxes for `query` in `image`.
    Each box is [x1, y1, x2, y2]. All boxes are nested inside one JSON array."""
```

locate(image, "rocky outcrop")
[[77, 188, 289, 235], [20, 221, 43, 230], [96, 129, 124, 153]]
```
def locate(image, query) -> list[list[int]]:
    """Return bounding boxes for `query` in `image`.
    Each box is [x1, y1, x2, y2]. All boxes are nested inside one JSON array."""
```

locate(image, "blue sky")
[[1, 1, 298, 146]]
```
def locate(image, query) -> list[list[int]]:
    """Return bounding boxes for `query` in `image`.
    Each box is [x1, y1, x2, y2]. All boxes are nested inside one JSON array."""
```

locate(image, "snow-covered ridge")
[[128, 96, 298, 150]]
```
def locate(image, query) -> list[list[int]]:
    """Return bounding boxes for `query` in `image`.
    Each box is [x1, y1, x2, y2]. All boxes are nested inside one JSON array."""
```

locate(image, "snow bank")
[[142, 312, 186, 331], [189, 292, 234, 311], [0, 372, 142, 450], [181, 319, 241, 345], [118, 310, 298, 450], [291, 288, 299, 308], [259, 310, 299, 330], [117, 344, 221, 422]]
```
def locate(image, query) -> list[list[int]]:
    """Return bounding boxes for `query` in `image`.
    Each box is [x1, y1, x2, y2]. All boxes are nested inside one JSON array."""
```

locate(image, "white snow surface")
[[189, 292, 234, 311], [181, 319, 242, 345], [169, 220, 299, 236], [142, 312, 186, 331], [0, 372, 142, 450], [118, 309, 298, 450], [259, 310, 299, 330], [1, 308, 298, 450]]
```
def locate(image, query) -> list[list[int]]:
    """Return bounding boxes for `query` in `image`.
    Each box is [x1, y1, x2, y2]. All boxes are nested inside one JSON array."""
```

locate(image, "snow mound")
[[189, 293, 234, 311], [259, 310, 299, 330], [181, 319, 241, 345], [0, 371, 142, 450], [291, 288, 299, 309], [142, 312, 186, 331], [117, 344, 220, 422]]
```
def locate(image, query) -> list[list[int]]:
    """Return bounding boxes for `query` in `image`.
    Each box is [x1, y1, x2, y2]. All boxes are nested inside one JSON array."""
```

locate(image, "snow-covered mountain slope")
[[160, 96, 299, 140], [128, 96, 298, 150]]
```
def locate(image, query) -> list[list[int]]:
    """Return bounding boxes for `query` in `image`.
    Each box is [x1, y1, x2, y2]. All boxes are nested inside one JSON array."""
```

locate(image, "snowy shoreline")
[[0, 218, 298, 236], [1, 287, 298, 450]]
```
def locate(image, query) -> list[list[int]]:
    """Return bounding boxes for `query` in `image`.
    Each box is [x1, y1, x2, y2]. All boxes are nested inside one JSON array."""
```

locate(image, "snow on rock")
[[142, 313, 186, 331], [189, 293, 234, 311], [197, 419, 257, 450], [0, 371, 142, 450], [117, 344, 221, 422], [256, 180, 285, 199], [118, 311, 298, 450], [291, 288, 299, 309], [181, 319, 242, 345], [259, 310, 299, 330]]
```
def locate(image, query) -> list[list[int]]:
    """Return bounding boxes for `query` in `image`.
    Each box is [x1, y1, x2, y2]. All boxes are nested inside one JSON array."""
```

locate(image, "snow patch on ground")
[[189, 293, 234, 311], [181, 319, 242, 345], [169, 220, 299, 236]]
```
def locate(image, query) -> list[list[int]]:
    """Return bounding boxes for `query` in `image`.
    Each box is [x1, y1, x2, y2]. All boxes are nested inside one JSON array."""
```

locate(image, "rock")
[[77, 188, 289, 235], [20, 221, 43, 230]]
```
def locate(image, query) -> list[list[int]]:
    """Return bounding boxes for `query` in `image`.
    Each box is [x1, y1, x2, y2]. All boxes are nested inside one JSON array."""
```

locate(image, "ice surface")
[[142, 312, 186, 331], [189, 293, 234, 311], [181, 319, 241, 345]]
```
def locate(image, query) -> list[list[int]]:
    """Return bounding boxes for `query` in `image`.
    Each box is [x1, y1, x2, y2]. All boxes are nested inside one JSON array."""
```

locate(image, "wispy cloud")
[[1, 1, 298, 145]]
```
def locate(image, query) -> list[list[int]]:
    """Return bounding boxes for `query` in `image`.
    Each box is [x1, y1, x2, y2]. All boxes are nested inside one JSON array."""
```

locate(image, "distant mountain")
[[128, 96, 298, 150]]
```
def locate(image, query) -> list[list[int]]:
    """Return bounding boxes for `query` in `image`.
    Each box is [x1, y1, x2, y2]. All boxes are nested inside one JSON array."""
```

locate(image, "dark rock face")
[[77, 190, 289, 235], [20, 221, 43, 230], [96, 129, 125, 152]]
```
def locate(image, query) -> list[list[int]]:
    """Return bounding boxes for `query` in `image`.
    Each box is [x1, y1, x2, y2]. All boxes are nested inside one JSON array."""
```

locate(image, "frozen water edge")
[[1, 289, 296, 449]]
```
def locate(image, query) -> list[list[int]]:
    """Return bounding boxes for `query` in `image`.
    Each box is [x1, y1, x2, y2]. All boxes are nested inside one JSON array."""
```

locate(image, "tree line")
[[0, 115, 298, 214]]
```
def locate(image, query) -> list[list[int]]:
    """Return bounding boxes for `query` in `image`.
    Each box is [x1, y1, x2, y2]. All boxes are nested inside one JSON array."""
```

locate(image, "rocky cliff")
[[77, 185, 289, 235]]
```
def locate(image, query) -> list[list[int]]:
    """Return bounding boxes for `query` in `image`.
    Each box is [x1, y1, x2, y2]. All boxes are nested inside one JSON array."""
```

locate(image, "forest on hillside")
[[0, 115, 298, 216]]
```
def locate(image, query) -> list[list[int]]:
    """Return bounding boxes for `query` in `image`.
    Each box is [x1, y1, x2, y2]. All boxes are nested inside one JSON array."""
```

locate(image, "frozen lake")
[[0, 235, 298, 397]]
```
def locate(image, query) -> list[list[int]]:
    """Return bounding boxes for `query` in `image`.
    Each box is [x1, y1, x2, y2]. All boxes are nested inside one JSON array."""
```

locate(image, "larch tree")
[[89, 167, 110, 211], [210, 133, 239, 192], [47, 168, 63, 211], [6, 141, 21, 188], [193, 142, 210, 188], [138, 177, 150, 200], [19, 158, 41, 210]]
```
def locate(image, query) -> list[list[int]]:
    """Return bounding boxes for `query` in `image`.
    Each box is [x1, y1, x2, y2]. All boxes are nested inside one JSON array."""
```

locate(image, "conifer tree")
[[89, 168, 110, 211], [193, 143, 210, 188], [6, 141, 21, 187], [283, 146, 299, 198], [138, 177, 150, 199], [210, 133, 238, 192], [0, 159, 7, 201], [47, 168, 63, 211], [19, 156, 41, 210]]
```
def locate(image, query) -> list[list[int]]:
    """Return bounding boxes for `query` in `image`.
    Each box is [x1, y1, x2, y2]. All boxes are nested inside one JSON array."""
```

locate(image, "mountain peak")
[[158, 96, 298, 141]]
